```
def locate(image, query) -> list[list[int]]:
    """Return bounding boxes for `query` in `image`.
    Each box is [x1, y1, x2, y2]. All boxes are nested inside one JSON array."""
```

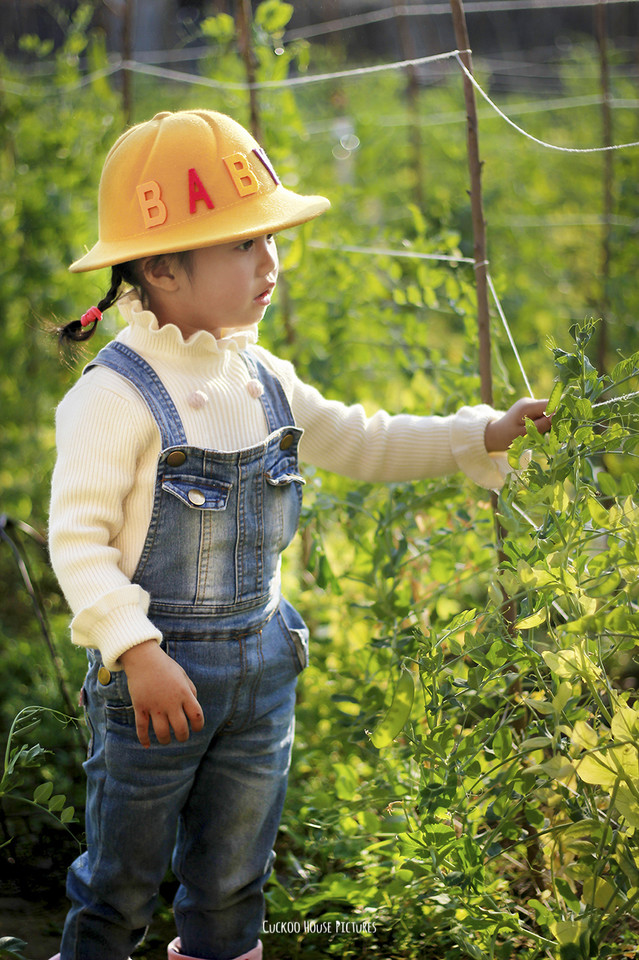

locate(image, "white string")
[[592, 391, 639, 409], [0, 48, 468, 97], [5, 50, 637, 160], [455, 53, 639, 153], [485, 274, 534, 398], [309, 241, 475, 264], [120, 49, 468, 90], [286, 0, 637, 41]]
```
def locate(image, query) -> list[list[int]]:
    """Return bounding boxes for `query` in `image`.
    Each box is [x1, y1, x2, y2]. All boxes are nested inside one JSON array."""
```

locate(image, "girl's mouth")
[[255, 284, 275, 306]]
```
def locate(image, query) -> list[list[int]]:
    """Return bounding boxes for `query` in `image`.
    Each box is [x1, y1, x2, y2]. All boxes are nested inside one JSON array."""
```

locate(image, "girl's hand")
[[484, 397, 552, 452], [118, 640, 205, 748]]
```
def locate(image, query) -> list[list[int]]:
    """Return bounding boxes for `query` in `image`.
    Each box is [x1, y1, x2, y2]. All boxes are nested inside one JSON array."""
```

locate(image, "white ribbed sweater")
[[49, 292, 508, 670]]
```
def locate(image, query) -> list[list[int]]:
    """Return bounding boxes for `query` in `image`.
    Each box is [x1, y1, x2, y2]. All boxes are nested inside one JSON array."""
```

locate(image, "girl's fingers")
[[151, 712, 172, 746], [135, 709, 151, 749], [185, 696, 205, 733]]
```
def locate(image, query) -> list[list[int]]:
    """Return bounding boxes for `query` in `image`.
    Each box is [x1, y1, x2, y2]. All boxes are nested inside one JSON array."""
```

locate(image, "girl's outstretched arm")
[[119, 640, 205, 748], [484, 398, 551, 452]]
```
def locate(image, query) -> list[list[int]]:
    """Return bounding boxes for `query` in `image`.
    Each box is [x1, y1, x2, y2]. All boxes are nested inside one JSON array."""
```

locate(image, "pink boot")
[[167, 938, 263, 960]]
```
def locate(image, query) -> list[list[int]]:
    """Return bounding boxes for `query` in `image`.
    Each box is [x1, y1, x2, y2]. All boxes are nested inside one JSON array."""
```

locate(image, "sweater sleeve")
[[49, 375, 162, 671], [252, 347, 510, 488]]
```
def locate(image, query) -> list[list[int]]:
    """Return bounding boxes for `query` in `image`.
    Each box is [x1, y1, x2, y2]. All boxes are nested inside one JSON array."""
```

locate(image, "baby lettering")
[[136, 149, 280, 228]]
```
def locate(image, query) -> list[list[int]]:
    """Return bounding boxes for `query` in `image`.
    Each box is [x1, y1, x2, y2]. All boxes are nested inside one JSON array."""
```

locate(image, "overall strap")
[[241, 352, 296, 434], [84, 341, 188, 449]]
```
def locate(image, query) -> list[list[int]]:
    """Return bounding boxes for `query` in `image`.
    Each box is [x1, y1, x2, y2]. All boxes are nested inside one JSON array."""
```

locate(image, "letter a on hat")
[[188, 168, 214, 214]]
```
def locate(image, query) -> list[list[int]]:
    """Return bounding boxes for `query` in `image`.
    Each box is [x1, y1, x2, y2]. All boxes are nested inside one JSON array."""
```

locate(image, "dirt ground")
[[0, 897, 177, 960], [1, 897, 68, 959], [0, 821, 180, 960]]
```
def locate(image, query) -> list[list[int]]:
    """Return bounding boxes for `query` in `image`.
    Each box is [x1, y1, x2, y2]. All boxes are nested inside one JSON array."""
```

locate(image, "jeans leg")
[[172, 626, 299, 960], [60, 662, 204, 960]]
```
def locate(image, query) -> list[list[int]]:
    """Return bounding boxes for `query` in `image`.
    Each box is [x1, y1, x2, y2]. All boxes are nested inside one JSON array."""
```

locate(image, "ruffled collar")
[[115, 290, 259, 359]]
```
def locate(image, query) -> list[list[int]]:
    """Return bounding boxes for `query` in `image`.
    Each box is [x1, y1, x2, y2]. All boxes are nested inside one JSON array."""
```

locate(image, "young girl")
[[49, 109, 550, 960]]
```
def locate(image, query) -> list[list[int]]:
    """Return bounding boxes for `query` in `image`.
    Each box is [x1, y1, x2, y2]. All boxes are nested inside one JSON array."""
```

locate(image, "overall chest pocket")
[[162, 475, 232, 510], [264, 462, 305, 552]]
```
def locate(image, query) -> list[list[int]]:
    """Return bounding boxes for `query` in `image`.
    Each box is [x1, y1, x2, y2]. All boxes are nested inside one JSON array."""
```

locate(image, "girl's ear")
[[139, 255, 182, 292]]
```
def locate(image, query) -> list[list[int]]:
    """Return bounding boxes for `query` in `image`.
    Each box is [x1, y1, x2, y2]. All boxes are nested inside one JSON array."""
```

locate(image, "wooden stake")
[[449, 0, 521, 630], [235, 0, 262, 142], [449, 0, 492, 406], [595, 0, 613, 374]]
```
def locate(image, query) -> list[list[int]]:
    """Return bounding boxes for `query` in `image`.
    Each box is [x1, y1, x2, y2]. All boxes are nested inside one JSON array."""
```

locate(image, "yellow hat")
[[69, 110, 330, 273]]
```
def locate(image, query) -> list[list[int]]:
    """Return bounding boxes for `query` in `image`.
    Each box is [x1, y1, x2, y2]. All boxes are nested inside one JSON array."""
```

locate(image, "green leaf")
[[598, 472, 618, 497], [582, 875, 624, 912], [200, 13, 235, 42], [571, 721, 600, 751], [255, 0, 294, 35], [33, 780, 54, 804], [0, 939, 28, 959], [516, 609, 546, 629], [520, 736, 551, 752], [587, 495, 610, 528], [60, 806, 75, 823], [492, 725, 512, 760], [369, 665, 415, 749]]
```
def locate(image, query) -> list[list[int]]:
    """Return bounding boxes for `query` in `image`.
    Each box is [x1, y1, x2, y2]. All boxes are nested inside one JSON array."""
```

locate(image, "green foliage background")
[[1, 3, 638, 958]]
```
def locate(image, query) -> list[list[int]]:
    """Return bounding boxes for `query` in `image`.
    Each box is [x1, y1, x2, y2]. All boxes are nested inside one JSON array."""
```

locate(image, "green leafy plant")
[[1, 706, 80, 844]]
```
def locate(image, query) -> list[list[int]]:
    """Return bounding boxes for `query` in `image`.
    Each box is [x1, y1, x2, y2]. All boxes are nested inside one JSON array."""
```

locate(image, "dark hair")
[[57, 251, 194, 346], [57, 260, 141, 345]]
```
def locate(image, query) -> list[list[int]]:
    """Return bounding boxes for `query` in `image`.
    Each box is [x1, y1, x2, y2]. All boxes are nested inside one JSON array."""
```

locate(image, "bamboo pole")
[[449, 0, 492, 406], [448, 5, 547, 889], [595, 0, 613, 374], [235, 0, 262, 142], [449, 0, 525, 627]]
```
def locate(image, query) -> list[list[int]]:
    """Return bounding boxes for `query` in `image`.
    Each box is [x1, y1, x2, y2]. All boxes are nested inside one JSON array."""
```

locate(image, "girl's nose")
[[258, 235, 278, 275]]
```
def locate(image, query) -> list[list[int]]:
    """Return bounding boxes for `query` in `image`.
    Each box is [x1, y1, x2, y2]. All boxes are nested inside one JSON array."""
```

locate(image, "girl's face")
[[157, 233, 279, 339]]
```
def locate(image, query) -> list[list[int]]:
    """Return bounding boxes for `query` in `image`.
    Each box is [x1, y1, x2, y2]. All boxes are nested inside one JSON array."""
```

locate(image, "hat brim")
[[69, 187, 329, 273]]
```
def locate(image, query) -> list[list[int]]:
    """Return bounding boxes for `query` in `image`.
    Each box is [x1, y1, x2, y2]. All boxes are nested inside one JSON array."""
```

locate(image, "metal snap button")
[[166, 450, 187, 466], [97, 666, 111, 685], [188, 489, 206, 506], [279, 433, 294, 450]]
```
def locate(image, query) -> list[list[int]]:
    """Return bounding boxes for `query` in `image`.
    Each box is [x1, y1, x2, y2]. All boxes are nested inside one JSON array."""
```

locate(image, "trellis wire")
[[4, 46, 639, 157], [121, 48, 469, 89], [455, 52, 639, 151], [485, 274, 535, 397], [286, 0, 638, 41], [8, 45, 637, 158]]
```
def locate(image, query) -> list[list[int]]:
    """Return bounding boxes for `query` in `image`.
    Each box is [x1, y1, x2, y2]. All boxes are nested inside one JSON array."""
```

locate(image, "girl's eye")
[[237, 235, 274, 251]]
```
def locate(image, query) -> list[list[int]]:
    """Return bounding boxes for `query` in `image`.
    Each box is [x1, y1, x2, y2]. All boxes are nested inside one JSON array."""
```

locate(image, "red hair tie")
[[80, 306, 103, 327]]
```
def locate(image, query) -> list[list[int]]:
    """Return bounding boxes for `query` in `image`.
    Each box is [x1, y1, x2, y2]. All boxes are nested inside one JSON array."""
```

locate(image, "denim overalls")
[[60, 342, 309, 960]]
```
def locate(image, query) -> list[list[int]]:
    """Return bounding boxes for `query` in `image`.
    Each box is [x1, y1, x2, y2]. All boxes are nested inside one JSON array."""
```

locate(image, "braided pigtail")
[[57, 262, 139, 346]]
